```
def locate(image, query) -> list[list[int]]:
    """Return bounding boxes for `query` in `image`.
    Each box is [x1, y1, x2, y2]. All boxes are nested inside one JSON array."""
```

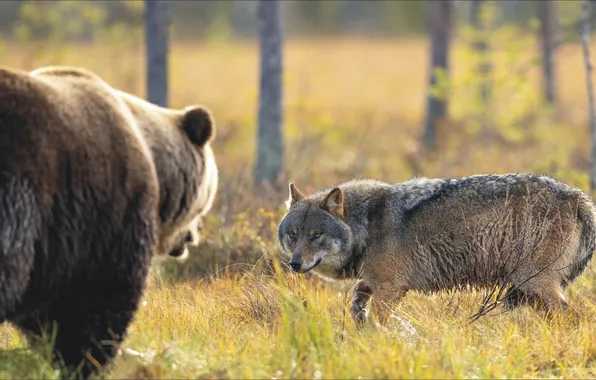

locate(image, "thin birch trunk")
[[581, 0, 596, 193], [423, 0, 452, 148], [145, 0, 169, 107], [254, 0, 284, 189]]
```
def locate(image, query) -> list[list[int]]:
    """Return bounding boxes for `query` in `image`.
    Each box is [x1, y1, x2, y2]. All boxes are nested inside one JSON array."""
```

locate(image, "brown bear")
[[0, 65, 218, 378]]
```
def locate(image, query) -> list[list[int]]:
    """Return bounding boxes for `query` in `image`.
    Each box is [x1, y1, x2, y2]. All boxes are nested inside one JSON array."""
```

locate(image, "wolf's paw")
[[350, 298, 369, 325]]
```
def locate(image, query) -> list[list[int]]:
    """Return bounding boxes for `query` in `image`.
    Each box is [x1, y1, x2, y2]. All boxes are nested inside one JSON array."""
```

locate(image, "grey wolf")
[[277, 174, 595, 325]]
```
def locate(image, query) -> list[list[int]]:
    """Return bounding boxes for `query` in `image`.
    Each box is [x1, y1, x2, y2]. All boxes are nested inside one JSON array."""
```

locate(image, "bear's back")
[[0, 66, 157, 200]]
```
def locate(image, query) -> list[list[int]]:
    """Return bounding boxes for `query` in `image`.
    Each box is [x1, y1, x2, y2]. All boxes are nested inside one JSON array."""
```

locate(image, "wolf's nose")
[[289, 260, 301, 272]]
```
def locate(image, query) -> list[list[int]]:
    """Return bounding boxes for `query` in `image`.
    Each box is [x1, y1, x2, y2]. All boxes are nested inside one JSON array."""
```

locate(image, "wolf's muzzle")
[[289, 257, 322, 274], [289, 258, 302, 272]]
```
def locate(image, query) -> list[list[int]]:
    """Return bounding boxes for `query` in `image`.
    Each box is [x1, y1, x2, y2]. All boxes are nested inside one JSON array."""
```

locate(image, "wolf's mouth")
[[301, 257, 322, 273]]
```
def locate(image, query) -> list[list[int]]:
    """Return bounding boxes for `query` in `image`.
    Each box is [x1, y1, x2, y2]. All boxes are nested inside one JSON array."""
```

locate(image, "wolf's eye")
[[288, 231, 296, 240], [312, 231, 322, 239]]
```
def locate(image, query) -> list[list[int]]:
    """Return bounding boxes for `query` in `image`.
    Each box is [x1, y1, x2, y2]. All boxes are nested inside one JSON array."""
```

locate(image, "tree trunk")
[[581, 0, 596, 193], [538, 0, 557, 104], [423, 0, 452, 149], [144, 0, 169, 107], [255, 0, 284, 189], [469, 0, 491, 105]]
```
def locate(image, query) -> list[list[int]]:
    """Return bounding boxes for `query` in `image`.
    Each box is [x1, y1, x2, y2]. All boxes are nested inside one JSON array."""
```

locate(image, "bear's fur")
[[0, 65, 218, 377]]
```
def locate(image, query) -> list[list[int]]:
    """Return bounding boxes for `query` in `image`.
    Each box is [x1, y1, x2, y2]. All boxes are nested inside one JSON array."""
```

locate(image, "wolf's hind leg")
[[511, 277, 569, 317], [502, 286, 536, 310], [531, 282, 569, 314], [350, 280, 373, 326]]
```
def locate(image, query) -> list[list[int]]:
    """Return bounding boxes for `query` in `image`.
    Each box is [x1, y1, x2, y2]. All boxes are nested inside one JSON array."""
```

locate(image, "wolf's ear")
[[320, 187, 344, 219], [286, 182, 305, 209]]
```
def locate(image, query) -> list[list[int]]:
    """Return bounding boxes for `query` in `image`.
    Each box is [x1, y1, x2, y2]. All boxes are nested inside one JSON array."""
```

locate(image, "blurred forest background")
[[0, 1, 588, 39], [0, 0, 594, 278]]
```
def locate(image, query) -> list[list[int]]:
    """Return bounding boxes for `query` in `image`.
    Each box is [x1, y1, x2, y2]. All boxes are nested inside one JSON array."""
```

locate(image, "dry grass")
[[0, 35, 595, 378]]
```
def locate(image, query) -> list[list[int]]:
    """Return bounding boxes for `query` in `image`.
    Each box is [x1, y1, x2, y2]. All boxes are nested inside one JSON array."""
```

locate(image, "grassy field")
[[0, 36, 596, 378]]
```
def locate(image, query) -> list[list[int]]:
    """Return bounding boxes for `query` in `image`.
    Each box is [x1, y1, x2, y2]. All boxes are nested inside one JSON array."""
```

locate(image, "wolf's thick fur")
[[277, 174, 596, 324], [0, 65, 217, 377]]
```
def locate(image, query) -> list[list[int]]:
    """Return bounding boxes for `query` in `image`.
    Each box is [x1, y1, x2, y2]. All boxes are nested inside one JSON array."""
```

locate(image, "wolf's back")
[[391, 174, 596, 280]]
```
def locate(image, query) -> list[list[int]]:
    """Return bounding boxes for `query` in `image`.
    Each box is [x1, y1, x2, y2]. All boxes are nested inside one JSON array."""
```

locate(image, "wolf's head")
[[277, 182, 354, 279]]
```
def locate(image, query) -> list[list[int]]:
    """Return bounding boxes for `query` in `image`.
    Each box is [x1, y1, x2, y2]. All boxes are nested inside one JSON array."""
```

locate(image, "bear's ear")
[[181, 105, 215, 147], [320, 187, 344, 219], [286, 182, 305, 209]]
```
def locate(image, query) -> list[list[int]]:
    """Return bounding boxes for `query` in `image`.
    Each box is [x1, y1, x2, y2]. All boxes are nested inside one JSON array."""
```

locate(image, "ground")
[[0, 36, 595, 378]]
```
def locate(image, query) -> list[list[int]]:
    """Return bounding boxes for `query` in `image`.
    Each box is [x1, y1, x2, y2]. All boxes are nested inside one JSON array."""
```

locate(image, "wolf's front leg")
[[350, 280, 373, 326], [370, 284, 408, 326]]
